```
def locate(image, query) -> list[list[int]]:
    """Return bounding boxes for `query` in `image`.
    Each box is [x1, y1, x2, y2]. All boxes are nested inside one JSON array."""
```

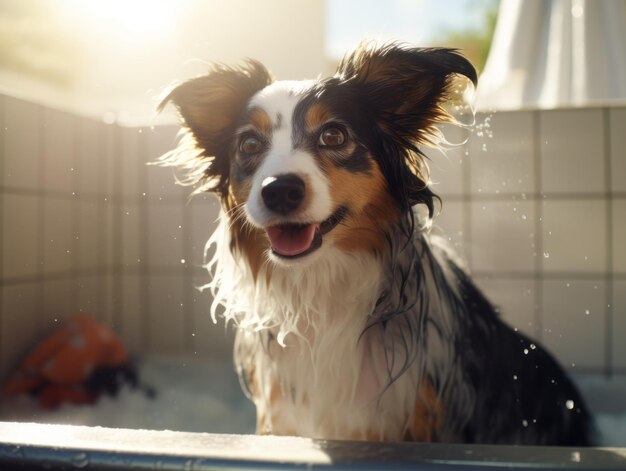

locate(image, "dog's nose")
[[261, 174, 305, 215]]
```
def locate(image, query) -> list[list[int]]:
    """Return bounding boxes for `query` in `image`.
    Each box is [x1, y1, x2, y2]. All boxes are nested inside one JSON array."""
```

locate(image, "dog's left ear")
[[335, 44, 476, 216], [336, 43, 477, 144]]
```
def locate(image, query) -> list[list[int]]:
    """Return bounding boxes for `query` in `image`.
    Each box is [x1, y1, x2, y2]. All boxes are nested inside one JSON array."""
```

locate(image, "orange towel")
[[3, 314, 130, 408]]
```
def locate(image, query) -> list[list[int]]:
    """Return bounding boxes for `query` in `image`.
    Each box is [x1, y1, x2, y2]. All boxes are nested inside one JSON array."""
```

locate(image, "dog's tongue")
[[266, 224, 317, 256]]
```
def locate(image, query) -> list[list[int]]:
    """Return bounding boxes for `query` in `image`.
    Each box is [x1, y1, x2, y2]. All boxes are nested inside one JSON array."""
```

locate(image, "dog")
[[159, 43, 594, 445]]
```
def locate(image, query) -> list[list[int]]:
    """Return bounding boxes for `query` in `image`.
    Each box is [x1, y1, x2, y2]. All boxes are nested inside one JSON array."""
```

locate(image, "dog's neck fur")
[[204, 211, 470, 440]]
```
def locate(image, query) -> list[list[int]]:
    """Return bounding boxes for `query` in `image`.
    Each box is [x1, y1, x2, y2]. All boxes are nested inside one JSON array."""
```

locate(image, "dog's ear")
[[159, 60, 272, 196], [336, 43, 476, 145], [335, 44, 476, 217]]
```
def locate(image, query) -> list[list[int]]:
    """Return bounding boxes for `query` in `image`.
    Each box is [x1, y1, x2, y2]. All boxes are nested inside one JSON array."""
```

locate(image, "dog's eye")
[[319, 126, 346, 148], [239, 135, 263, 155]]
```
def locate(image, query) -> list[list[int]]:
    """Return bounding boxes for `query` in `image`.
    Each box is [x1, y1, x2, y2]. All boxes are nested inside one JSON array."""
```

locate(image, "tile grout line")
[[603, 108, 613, 377], [70, 114, 81, 307], [138, 127, 151, 352], [463, 131, 472, 269], [0, 95, 5, 375], [112, 124, 124, 333], [97, 122, 107, 321], [183, 197, 195, 354], [37, 105, 46, 332]]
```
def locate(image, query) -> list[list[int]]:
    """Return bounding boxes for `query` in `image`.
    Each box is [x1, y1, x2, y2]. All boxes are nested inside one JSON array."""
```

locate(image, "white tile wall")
[[42, 108, 75, 194], [542, 280, 607, 370], [613, 200, 626, 273], [1, 94, 624, 378], [119, 275, 145, 354], [541, 200, 607, 274], [0, 283, 43, 374], [120, 203, 142, 270], [2, 194, 41, 279], [76, 201, 101, 271], [426, 123, 469, 197], [433, 200, 467, 257], [470, 111, 535, 195], [613, 280, 626, 370], [3, 97, 40, 190], [147, 204, 185, 268], [610, 108, 626, 193], [120, 127, 142, 198], [540, 109, 605, 194], [470, 200, 536, 273], [42, 198, 73, 275], [76, 119, 103, 197], [147, 275, 186, 353], [42, 279, 74, 326]]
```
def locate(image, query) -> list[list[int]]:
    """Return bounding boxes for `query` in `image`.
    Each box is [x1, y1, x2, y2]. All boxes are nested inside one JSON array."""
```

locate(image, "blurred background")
[[0, 0, 498, 124], [1, 0, 625, 446]]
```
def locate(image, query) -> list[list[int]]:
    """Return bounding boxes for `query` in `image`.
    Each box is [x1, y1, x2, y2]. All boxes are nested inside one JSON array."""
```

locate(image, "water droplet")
[[513, 375, 518, 380], [530, 344, 536, 350], [584, 309, 590, 315], [522, 419, 528, 427], [180, 258, 186, 264], [566, 400, 575, 410], [523, 348, 529, 355], [543, 252, 550, 259]]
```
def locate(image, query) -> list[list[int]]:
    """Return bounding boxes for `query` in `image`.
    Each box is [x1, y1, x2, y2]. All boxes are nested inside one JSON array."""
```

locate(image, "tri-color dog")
[[160, 43, 594, 445]]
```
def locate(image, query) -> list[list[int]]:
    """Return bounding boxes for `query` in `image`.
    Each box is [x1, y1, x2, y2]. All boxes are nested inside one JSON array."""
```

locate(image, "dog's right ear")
[[158, 60, 273, 195]]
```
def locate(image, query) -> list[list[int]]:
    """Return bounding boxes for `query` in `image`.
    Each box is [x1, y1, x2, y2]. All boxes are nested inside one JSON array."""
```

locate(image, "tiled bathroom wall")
[[1, 93, 624, 381], [0, 95, 226, 381], [430, 108, 626, 375]]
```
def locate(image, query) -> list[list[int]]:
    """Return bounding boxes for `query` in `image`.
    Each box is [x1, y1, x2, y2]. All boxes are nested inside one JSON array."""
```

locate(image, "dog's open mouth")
[[265, 207, 347, 259]]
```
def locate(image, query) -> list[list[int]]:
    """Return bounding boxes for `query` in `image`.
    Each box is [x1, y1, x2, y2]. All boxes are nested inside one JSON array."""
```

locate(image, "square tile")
[[541, 200, 607, 274], [42, 279, 74, 326], [146, 125, 188, 200], [432, 200, 468, 261], [470, 200, 536, 273], [190, 195, 221, 268], [469, 110, 535, 195], [120, 203, 142, 270], [119, 275, 144, 354], [42, 108, 75, 194], [475, 277, 537, 339], [540, 109, 605, 194], [120, 126, 142, 198], [147, 204, 184, 268], [191, 287, 234, 358], [2, 194, 41, 279], [0, 283, 43, 377], [610, 108, 626, 193], [99, 201, 116, 269], [3, 97, 40, 190], [425, 123, 469, 197], [147, 275, 186, 353], [613, 200, 626, 274], [613, 280, 626, 370], [542, 280, 606, 370], [76, 201, 100, 271], [43, 198, 74, 275], [76, 118, 104, 197], [75, 276, 102, 316], [98, 124, 117, 200]]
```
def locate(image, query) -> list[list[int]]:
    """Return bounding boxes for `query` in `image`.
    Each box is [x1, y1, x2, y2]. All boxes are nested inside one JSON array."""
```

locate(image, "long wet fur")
[[159, 43, 595, 445]]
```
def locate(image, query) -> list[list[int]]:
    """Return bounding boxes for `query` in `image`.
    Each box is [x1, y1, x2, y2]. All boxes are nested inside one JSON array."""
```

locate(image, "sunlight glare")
[[79, 0, 178, 40]]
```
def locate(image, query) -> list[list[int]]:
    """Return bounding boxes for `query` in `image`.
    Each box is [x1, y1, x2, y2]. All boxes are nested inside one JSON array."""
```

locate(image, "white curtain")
[[476, 0, 626, 110]]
